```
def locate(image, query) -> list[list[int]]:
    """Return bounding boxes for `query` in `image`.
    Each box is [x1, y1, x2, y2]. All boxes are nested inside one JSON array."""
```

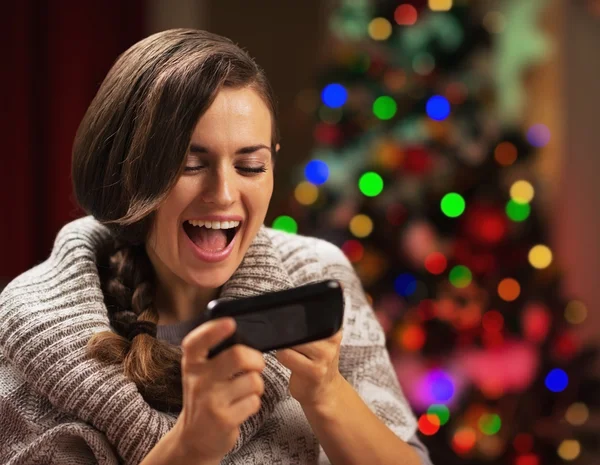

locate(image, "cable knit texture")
[[0, 217, 417, 464]]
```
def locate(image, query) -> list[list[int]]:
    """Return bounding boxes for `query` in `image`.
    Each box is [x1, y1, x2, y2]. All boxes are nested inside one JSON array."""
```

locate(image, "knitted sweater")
[[0, 217, 419, 465]]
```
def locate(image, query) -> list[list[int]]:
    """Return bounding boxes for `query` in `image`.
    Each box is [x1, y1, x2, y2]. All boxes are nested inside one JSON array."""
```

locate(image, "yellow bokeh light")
[[565, 300, 588, 324], [349, 214, 374, 238], [565, 403, 589, 426], [558, 440, 581, 461], [429, 0, 453, 11], [294, 182, 319, 206], [528, 245, 553, 269], [510, 180, 535, 204], [368, 18, 393, 41]]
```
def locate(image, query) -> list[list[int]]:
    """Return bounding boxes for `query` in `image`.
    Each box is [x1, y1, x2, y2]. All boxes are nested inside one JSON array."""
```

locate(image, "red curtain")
[[0, 0, 145, 281]]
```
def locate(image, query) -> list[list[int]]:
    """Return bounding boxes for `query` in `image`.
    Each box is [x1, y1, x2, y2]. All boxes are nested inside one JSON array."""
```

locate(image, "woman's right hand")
[[172, 318, 266, 464]]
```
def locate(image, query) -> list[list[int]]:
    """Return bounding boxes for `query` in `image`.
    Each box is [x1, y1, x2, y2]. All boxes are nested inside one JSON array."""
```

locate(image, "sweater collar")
[[0, 216, 294, 463]]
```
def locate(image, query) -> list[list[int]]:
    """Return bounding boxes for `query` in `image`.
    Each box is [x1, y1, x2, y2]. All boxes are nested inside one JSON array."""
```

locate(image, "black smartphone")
[[205, 279, 344, 359]]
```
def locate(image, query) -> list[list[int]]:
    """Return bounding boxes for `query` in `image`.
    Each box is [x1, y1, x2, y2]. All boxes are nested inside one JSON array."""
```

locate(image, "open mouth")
[[183, 220, 241, 252]]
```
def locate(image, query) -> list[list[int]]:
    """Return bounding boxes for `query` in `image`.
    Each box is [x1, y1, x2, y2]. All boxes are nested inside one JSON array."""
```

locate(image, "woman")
[[0, 29, 431, 465]]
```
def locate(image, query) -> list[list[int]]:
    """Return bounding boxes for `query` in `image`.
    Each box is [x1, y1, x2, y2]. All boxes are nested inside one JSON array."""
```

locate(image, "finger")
[[211, 344, 266, 380], [276, 348, 314, 376], [228, 394, 262, 425], [224, 371, 265, 405], [181, 318, 236, 361]]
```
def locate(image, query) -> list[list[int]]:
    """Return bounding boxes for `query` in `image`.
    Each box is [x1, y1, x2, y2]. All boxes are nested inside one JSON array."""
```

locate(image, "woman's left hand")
[[275, 329, 344, 409]]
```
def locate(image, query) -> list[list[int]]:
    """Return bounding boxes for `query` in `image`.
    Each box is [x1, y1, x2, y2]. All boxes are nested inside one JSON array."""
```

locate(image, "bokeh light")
[[545, 368, 568, 392], [428, 404, 450, 425], [358, 171, 384, 197], [368, 17, 393, 41], [452, 427, 476, 455], [514, 454, 540, 465], [426, 369, 455, 402], [341, 239, 364, 263], [479, 413, 502, 435], [449, 265, 472, 288], [494, 142, 518, 166], [373, 96, 397, 120], [498, 278, 520, 301], [426, 95, 451, 121], [513, 433, 534, 454], [425, 252, 447, 275], [441, 193, 466, 217], [565, 300, 588, 324], [483, 11, 506, 33], [565, 403, 589, 426], [321, 83, 348, 108], [413, 53, 435, 75], [272, 215, 298, 234], [294, 181, 319, 205], [482, 311, 504, 332], [349, 214, 373, 238], [400, 324, 426, 351], [395, 4, 418, 26], [506, 200, 531, 222], [395, 273, 417, 297], [510, 180, 535, 204], [527, 124, 551, 147], [528, 245, 553, 269], [557, 440, 581, 461], [429, 0, 453, 11], [418, 413, 441, 435], [318, 105, 343, 124], [305, 159, 330, 185]]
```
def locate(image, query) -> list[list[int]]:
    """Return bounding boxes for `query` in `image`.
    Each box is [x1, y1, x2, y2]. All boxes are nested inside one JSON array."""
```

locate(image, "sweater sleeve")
[[0, 351, 120, 465], [314, 240, 432, 463]]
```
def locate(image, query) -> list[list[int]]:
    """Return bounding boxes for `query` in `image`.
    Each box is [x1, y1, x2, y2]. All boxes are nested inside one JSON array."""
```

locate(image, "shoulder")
[[263, 227, 353, 285]]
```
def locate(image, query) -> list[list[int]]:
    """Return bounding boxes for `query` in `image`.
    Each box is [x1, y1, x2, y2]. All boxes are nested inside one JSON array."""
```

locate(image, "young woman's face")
[[146, 87, 275, 291]]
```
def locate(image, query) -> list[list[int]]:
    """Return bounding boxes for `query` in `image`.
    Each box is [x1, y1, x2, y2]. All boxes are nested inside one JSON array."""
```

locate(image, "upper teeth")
[[187, 220, 240, 229]]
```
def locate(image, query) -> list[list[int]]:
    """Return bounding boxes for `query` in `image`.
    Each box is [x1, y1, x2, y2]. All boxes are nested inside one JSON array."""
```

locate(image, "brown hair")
[[72, 28, 279, 411]]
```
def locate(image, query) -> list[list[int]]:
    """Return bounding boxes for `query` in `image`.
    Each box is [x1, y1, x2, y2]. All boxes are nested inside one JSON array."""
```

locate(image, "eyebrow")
[[189, 143, 271, 155]]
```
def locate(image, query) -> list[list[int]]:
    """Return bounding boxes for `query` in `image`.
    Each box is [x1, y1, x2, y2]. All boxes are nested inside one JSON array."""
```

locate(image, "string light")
[[527, 124, 551, 147], [565, 300, 588, 324], [428, 404, 450, 425], [418, 413, 441, 435], [321, 83, 348, 108], [528, 245, 553, 269], [373, 95, 397, 120], [395, 273, 417, 297], [304, 159, 330, 185], [400, 324, 426, 351], [425, 252, 447, 275], [349, 214, 373, 238], [565, 403, 589, 426], [479, 413, 502, 435], [557, 440, 581, 461], [272, 215, 298, 234], [545, 368, 568, 392], [394, 4, 418, 26], [510, 180, 535, 204], [429, 0, 453, 11], [368, 17, 393, 41], [358, 171, 384, 197], [452, 427, 476, 455], [294, 181, 319, 206], [426, 369, 455, 402], [441, 192, 466, 217], [426, 95, 451, 121], [498, 278, 520, 301], [506, 200, 531, 222], [449, 265, 472, 288], [495, 142, 518, 166]]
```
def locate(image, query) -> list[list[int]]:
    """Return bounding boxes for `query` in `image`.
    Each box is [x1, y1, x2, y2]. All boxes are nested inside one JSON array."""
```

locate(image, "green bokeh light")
[[479, 413, 502, 436], [506, 200, 531, 222], [359, 172, 384, 197], [427, 404, 450, 426], [441, 193, 466, 218], [272, 215, 298, 234], [449, 265, 472, 288], [373, 96, 397, 120]]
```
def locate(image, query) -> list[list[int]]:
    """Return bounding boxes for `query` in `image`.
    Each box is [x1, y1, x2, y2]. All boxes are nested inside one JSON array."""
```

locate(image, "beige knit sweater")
[[0, 217, 418, 464]]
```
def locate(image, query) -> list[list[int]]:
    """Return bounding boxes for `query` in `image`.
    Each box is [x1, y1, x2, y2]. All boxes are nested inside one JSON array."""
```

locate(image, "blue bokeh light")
[[426, 95, 451, 121], [321, 83, 348, 108], [304, 160, 330, 185], [426, 370, 455, 403], [527, 124, 551, 148], [545, 368, 568, 392], [394, 273, 417, 297]]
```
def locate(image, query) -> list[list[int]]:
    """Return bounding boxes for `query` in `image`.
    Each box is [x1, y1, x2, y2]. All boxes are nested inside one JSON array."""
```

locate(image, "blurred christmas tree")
[[275, 0, 600, 463]]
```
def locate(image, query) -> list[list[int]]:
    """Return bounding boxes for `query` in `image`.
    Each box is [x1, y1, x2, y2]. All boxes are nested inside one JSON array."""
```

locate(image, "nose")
[[200, 166, 235, 207]]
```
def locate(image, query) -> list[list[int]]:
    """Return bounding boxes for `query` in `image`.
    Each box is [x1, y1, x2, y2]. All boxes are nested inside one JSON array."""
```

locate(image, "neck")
[[154, 282, 219, 325]]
